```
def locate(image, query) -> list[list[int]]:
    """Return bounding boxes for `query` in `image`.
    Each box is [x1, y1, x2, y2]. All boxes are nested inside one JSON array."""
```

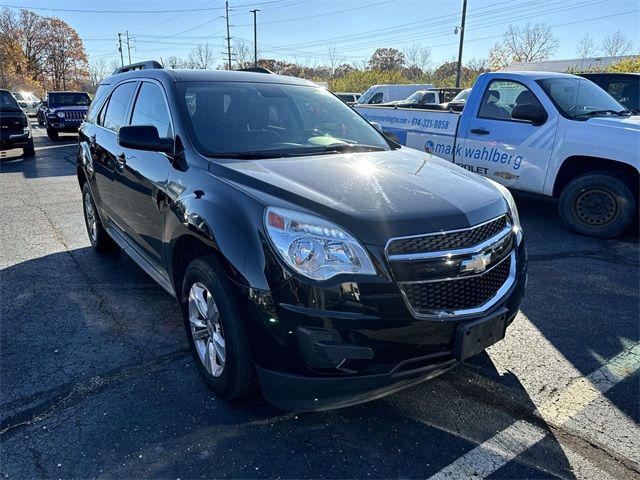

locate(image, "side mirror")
[[118, 125, 174, 153], [511, 104, 547, 126], [370, 122, 383, 133]]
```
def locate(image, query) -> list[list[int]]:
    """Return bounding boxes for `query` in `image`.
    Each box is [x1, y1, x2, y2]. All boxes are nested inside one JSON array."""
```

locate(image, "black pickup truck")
[[77, 61, 527, 411], [1, 89, 34, 156], [38, 91, 91, 141]]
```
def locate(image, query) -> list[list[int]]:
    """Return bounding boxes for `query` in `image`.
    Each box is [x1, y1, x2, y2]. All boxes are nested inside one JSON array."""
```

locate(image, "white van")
[[356, 83, 435, 105]]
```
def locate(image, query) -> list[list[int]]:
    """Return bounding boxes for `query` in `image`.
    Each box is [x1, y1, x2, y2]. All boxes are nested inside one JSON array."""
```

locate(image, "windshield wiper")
[[203, 151, 296, 159], [319, 143, 386, 153], [573, 109, 631, 119]]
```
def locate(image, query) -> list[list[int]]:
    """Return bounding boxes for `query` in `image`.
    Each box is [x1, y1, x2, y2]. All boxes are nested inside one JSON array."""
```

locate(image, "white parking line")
[[35, 143, 76, 151], [429, 343, 640, 479]]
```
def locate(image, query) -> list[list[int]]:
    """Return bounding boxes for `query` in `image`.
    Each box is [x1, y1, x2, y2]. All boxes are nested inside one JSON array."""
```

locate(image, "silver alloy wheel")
[[84, 191, 97, 243], [188, 282, 226, 377]]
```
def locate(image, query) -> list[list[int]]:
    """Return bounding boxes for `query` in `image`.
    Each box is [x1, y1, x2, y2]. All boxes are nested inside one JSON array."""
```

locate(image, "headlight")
[[264, 207, 376, 281], [487, 179, 522, 240], [56, 111, 65, 119]]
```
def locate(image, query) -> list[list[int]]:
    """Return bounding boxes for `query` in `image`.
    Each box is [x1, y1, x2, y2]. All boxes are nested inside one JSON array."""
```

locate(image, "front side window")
[[130, 82, 173, 137], [48, 92, 91, 107], [178, 81, 390, 158], [537, 77, 627, 119], [102, 82, 137, 132], [478, 80, 543, 121]]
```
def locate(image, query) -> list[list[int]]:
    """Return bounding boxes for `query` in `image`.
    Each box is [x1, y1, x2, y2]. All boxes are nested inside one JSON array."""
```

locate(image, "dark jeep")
[[1, 89, 34, 157], [39, 91, 91, 141]]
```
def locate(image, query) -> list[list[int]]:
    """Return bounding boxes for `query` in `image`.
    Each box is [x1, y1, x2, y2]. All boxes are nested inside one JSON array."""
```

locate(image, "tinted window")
[[607, 79, 638, 110], [369, 92, 383, 104], [178, 81, 389, 156], [478, 80, 543, 121], [86, 84, 110, 124], [130, 82, 173, 137], [102, 82, 136, 132], [1, 90, 20, 110], [48, 92, 90, 107]]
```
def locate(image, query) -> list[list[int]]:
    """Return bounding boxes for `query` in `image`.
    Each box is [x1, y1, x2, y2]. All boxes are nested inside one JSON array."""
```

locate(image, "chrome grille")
[[387, 216, 508, 256], [62, 110, 85, 121], [400, 255, 512, 314]]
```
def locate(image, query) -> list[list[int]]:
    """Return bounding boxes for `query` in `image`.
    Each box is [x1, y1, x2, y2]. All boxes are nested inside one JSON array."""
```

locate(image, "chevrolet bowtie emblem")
[[460, 252, 492, 273]]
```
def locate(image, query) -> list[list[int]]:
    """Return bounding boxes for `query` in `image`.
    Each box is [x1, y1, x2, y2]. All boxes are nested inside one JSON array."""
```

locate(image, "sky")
[[2, 0, 639, 69]]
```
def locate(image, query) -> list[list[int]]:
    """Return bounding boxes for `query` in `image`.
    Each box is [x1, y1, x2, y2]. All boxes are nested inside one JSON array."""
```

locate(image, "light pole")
[[250, 9, 260, 68], [455, 0, 467, 88]]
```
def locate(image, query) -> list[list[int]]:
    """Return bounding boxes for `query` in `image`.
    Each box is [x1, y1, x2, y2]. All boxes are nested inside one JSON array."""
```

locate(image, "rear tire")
[[46, 127, 58, 141], [181, 256, 256, 400], [81, 182, 117, 252], [558, 173, 636, 238], [23, 139, 35, 157]]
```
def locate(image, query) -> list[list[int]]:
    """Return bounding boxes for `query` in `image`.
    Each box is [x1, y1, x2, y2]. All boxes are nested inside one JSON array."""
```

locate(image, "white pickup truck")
[[355, 71, 640, 238]]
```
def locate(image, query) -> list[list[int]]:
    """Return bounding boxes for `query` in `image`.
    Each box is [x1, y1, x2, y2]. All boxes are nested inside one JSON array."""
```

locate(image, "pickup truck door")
[[458, 78, 557, 192]]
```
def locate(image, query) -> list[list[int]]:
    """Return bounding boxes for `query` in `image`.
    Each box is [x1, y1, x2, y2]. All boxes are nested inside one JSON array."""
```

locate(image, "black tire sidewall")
[[559, 173, 635, 238], [181, 256, 254, 399], [81, 183, 115, 251]]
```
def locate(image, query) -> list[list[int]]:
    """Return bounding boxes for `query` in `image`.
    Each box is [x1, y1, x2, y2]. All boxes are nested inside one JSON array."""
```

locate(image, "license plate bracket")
[[454, 308, 508, 361]]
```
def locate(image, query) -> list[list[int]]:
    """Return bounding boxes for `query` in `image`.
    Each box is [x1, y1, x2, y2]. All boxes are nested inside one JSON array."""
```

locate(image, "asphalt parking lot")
[[1, 123, 639, 479]]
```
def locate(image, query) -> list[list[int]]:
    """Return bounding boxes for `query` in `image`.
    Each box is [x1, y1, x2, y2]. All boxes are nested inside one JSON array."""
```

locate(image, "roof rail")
[[237, 67, 273, 74], [112, 60, 163, 75]]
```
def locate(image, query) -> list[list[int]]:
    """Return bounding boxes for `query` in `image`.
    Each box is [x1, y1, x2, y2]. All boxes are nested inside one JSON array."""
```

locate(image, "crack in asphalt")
[[0, 348, 189, 438]]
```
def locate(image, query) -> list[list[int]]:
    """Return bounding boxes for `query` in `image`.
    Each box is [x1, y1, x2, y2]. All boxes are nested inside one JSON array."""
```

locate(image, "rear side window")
[[102, 82, 136, 132], [130, 82, 173, 137], [85, 83, 110, 124]]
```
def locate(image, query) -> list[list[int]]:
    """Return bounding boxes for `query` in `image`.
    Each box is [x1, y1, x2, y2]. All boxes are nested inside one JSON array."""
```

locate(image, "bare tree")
[[576, 34, 597, 59], [233, 39, 253, 69], [466, 57, 490, 77], [368, 47, 405, 71], [403, 43, 431, 72], [88, 58, 108, 92], [188, 43, 214, 69], [489, 23, 559, 69], [601, 31, 633, 57], [326, 45, 345, 76]]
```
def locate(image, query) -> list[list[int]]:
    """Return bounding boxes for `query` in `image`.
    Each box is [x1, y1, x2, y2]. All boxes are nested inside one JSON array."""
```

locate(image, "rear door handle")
[[470, 128, 490, 135]]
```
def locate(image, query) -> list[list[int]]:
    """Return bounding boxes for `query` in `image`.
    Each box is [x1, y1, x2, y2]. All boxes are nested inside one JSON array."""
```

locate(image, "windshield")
[[1, 90, 21, 110], [48, 92, 90, 107], [537, 77, 626, 119], [178, 82, 390, 157], [452, 88, 470, 102]]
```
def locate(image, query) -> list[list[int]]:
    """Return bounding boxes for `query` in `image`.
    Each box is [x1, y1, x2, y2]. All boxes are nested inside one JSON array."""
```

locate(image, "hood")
[[49, 105, 89, 112], [583, 115, 640, 131], [210, 148, 508, 245]]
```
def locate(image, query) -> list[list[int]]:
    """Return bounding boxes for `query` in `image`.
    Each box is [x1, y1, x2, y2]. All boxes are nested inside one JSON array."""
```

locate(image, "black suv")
[[1, 89, 34, 156], [77, 61, 527, 410], [39, 91, 91, 141], [579, 73, 639, 113]]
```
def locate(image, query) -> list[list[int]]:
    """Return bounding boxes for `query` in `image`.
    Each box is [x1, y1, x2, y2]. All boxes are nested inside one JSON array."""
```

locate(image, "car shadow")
[[1, 248, 575, 478]]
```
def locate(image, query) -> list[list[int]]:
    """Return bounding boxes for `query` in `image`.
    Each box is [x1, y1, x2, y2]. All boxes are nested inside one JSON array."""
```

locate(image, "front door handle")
[[470, 128, 490, 135], [115, 153, 126, 171]]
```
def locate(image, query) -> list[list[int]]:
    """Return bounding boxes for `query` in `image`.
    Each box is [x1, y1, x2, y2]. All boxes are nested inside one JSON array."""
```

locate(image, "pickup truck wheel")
[[182, 256, 255, 400], [23, 139, 35, 157], [46, 128, 58, 141], [559, 173, 635, 238], [82, 183, 117, 252]]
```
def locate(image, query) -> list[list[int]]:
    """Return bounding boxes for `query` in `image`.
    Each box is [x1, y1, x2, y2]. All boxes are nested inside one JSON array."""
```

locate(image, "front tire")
[[182, 256, 255, 400], [82, 183, 117, 252], [46, 127, 59, 141], [559, 173, 636, 238]]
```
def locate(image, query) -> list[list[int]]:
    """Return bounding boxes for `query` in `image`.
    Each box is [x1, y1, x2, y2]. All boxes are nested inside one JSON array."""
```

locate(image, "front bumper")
[[242, 239, 527, 411], [1, 131, 31, 149], [48, 121, 81, 132]]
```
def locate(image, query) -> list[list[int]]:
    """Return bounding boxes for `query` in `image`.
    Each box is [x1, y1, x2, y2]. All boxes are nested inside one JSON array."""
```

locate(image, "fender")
[[163, 171, 280, 294]]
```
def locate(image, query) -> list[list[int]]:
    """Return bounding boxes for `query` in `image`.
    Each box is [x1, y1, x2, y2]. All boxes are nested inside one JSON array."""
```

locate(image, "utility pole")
[[250, 9, 260, 67], [125, 31, 132, 64], [455, 0, 467, 88], [117, 33, 124, 67], [225, 0, 232, 70]]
